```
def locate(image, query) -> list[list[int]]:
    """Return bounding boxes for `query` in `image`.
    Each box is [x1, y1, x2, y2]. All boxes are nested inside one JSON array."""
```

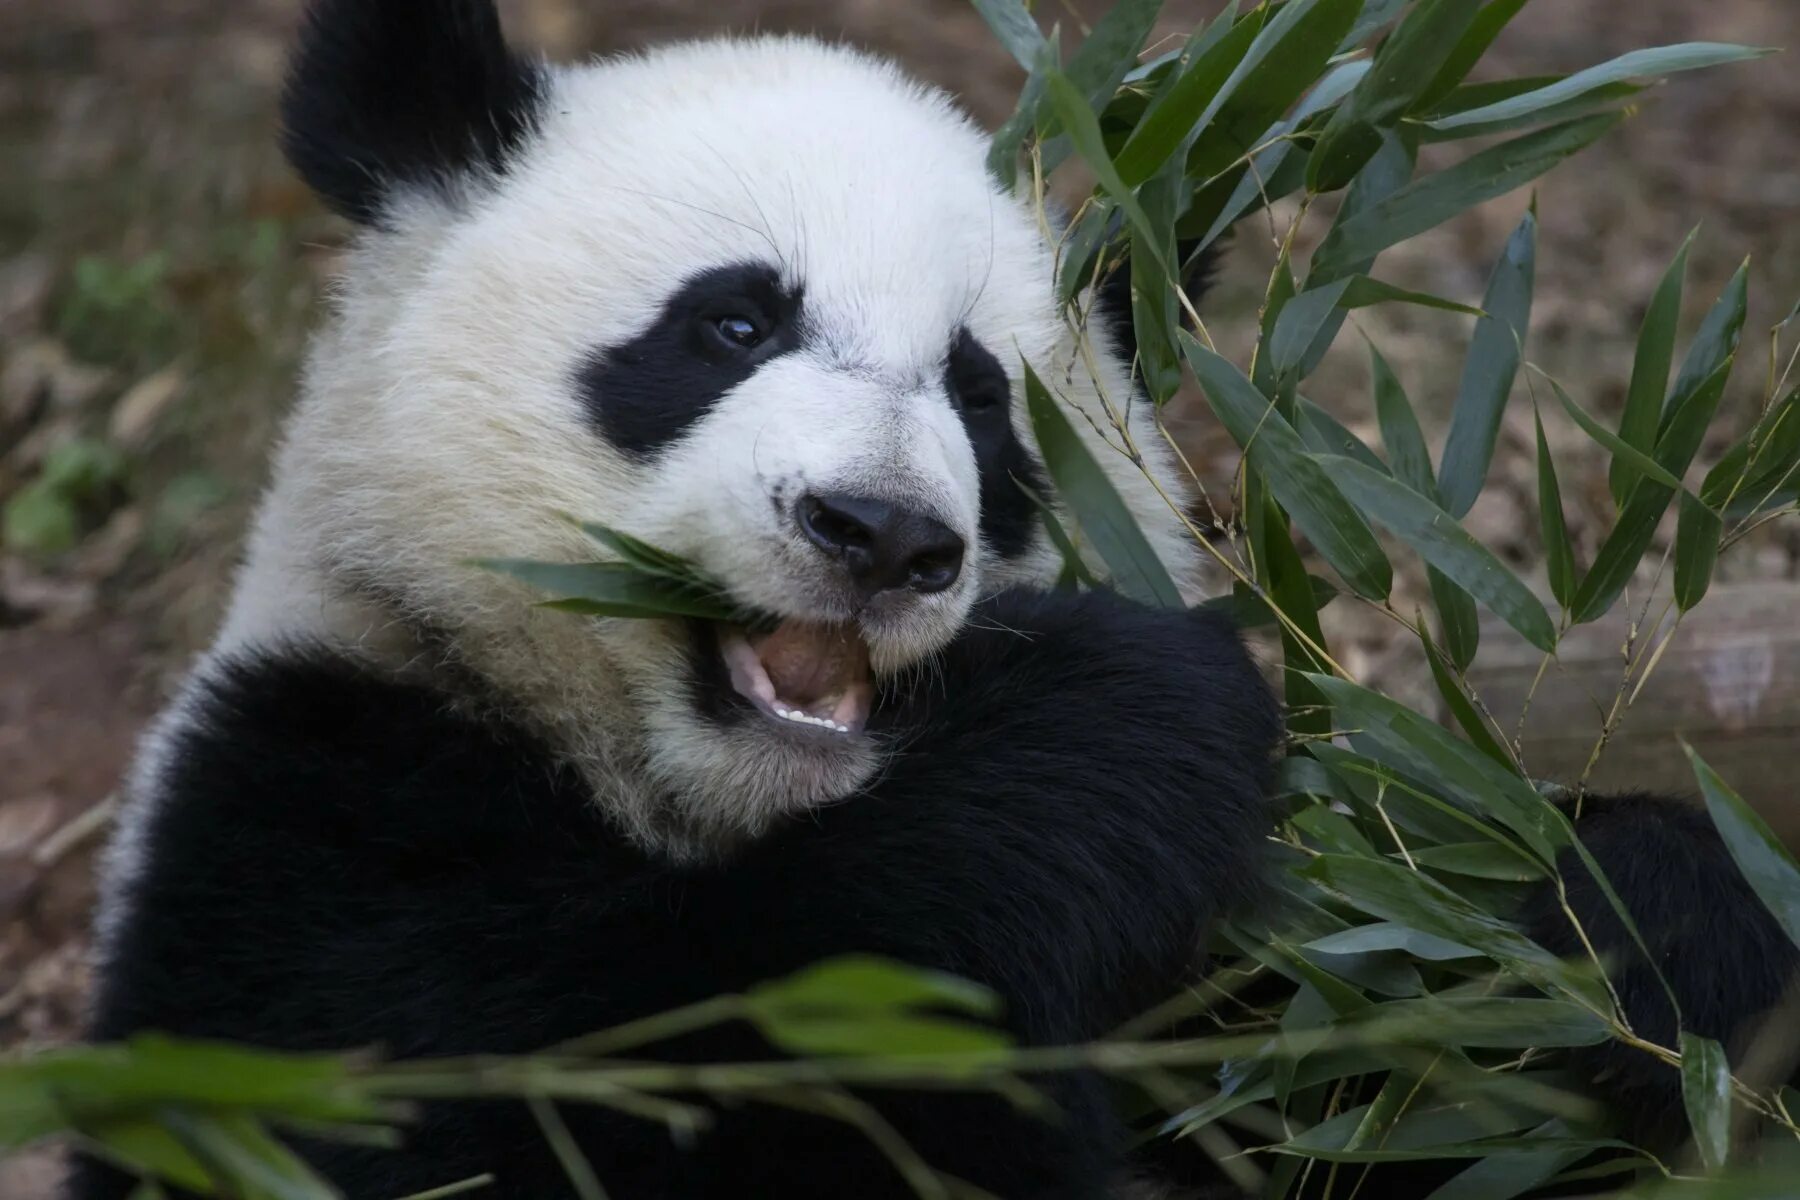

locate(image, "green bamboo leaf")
[[1427, 43, 1771, 131], [159, 1110, 337, 1200], [1418, 82, 1643, 144], [1679, 1032, 1732, 1170], [1439, 208, 1537, 517], [987, 35, 1061, 187], [1314, 453, 1556, 652], [1431, 567, 1482, 671], [747, 955, 1001, 1018], [1293, 131, 1419, 375], [1301, 854, 1593, 1002], [1572, 360, 1733, 623], [969, 0, 1046, 70], [1043, 71, 1171, 281], [1184, 58, 1372, 249], [1064, 0, 1165, 105], [1664, 261, 1750, 428], [1349, 996, 1610, 1048], [1308, 0, 1485, 191], [1689, 746, 1800, 951], [1673, 492, 1723, 612], [1613, 229, 1696, 503], [1297, 398, 1388, 474], [1306, 675, 1569, 865], [1424, 1121, 1590, 1200], [1184, 338, 1393, 599], [1183, 0, 1362, 183], [1112, 8, 1266, 185], [1705, 386, 1800, 514], [1543, 374, 1685, 492], [1304, 923, 1480, 960], [1533, 408, 1577, 609], [1015, 477, 1097, 589], [1372, 343, 1434, 493], [1021, 361, 1183, 607], [1311, 113, 1619, 282], [478, 560, 742, 623], [1409, 841, 1546, 881], [1272, 277, 1483, 378], [1417, 0, 1535, 110], [1423, 634, 1513, 769]]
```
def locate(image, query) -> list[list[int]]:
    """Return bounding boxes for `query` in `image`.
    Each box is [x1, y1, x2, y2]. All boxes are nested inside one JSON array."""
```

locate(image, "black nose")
[[797, 492, 965, 595]]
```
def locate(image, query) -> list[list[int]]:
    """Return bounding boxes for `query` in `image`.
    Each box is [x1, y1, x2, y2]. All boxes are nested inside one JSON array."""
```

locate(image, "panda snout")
[[795, 491, 965, 597]]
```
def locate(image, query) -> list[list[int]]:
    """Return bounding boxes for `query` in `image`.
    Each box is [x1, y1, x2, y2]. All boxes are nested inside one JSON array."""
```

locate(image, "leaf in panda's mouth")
[[476, 521, 871, 737], [473, 519, 754, 623], [718, 620, 874, 735]]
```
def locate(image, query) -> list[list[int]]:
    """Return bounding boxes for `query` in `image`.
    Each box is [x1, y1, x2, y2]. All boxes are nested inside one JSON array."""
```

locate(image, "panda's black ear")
[[280, 0, 548, 225], [1097, 239, 1224, 372]]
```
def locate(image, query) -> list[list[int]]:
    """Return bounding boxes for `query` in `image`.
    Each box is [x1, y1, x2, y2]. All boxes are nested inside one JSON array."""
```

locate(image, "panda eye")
[[703, 311, 768, 352], [959, 385, 1004, 413]]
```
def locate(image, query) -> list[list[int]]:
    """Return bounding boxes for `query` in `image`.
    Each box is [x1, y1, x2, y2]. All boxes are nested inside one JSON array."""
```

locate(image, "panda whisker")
[[593, 182, 783, 261], [700, 136, 789, 274]]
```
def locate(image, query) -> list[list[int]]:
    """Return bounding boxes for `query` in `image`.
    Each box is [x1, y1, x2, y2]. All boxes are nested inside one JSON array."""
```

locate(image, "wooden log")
[[1461, 581, 1800, 848]]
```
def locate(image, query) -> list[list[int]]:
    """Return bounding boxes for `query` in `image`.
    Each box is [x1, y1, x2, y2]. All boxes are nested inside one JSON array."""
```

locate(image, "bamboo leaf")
[[1534, 409, 1577, 609], [1307, 676, 1569, 865], [1439, 208, 1537, 517], [1185, 338, 1393, 599], [1417, 0, 1536, 110], [1613, 229, 1696, 503], [1679, 1032, 1732, 1170], [1544, 374, 1686, 492], [1673, 492, 1722, 612], [1689, 746, 1800, 951], [1315, 454, 1556, 652], [477, 560, 742, 623], [1311, 113, 1618, 282], [969, 0, 1046, 71], [1431, 568, 1482, 672], [1022, 361, 1183, 607], [1112, 8, 1267, 185], [1572, 360, 1733, 623], [1426, 43, 1771, 131], [1043, 71, 1171, 280], [1423, 635, 1513, 769], [1184, 0, 1363, 183], [1309, 0, 1485, 190], [1373, 343, 1434, 493]]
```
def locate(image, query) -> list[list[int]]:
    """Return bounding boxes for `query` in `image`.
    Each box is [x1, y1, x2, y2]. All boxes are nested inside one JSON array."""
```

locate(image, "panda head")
[[228, 0, 1205, 858]]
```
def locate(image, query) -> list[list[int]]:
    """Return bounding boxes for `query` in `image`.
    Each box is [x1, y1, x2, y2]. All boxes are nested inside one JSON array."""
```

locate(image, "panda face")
[[225, 5, 1197, 858]]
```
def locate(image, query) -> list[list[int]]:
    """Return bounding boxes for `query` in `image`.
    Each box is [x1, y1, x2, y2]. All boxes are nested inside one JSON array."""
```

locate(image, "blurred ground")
[[2, 1, 1798, 1179]]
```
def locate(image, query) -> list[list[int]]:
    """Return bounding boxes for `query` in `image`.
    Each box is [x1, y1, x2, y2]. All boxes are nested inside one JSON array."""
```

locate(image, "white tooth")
[[834, 723, 848, 733]]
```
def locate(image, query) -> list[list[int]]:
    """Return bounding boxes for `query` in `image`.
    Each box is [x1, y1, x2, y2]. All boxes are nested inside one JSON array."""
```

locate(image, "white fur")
[[154, 37, 1201, 863]]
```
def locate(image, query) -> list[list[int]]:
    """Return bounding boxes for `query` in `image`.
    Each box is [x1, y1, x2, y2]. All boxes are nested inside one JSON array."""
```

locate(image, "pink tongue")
[[753, 621, 870, 706]]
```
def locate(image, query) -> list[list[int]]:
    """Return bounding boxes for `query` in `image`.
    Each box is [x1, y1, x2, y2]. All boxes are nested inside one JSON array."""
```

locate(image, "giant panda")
[[71, 1, 1798, 1198]]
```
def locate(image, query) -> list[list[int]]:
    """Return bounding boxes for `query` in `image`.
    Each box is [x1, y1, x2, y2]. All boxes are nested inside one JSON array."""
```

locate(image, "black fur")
[[947, 327, 1047, 561], [577, 261, 809, 460], [1528, 792, 1800, 1149], [73, 588, 1280, 1200], [280, 0, 547, 224]]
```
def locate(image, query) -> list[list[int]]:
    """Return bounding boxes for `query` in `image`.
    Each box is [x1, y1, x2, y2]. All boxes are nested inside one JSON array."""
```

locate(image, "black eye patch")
[[577, 262, 805, 460], [945, 327, 1045, 561]]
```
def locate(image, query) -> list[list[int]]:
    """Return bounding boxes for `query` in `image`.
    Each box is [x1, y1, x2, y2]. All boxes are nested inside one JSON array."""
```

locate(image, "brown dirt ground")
[[2, 3, 1799, 1190]]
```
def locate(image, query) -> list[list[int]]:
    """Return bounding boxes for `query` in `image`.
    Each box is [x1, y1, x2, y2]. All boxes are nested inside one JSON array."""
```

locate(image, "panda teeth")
[[771, 703, 850, 734]]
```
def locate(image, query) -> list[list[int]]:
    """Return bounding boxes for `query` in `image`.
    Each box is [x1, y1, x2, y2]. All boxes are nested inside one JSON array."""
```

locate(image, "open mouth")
[[715, 620, 874, 736]]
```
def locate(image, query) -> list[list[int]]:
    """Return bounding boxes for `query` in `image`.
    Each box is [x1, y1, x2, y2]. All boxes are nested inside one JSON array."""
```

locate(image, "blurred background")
[[2, 2, 1797, 1188]]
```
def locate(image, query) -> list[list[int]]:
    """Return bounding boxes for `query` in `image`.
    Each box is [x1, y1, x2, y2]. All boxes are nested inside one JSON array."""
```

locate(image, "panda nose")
[[797, 492, 965, 595]]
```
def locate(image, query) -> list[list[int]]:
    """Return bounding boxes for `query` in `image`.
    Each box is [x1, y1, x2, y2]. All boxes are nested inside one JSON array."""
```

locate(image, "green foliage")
[[14, 4, 1800, 1198], [2, 437, 127, 557]]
